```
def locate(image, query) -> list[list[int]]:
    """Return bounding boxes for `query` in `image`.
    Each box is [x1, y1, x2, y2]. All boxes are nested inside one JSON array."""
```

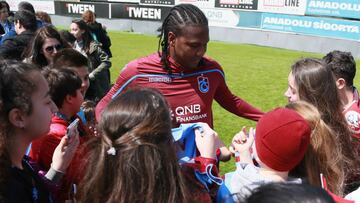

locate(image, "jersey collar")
[[353, 87, 359, 101], [167, 55, 206, 74]]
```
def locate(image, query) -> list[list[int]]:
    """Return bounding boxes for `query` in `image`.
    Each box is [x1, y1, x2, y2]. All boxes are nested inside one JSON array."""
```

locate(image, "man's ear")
[[16, 20, 23, 29], [336, 78, 346, 90], [168, 31, 176, 47], [8, 108, 26, 129]]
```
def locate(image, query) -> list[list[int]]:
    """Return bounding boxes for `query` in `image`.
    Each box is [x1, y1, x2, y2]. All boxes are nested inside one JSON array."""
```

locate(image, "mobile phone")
[[67, 118, 79, 138], [320, 173, 326, 189]]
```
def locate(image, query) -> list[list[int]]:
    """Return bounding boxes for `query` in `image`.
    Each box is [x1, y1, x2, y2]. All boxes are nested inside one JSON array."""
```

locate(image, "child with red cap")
[[219, 108, 312, 202]]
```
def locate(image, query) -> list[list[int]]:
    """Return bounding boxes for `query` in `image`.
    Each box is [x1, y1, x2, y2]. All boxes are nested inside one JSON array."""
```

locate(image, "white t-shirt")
[[224, 164, 302, 200], [74, 40, 87, 57], [345, 187, 360, 202]]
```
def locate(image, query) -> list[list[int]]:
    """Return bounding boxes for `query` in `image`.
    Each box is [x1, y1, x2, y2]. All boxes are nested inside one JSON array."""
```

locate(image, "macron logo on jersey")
[[148, 76, 172, 83]]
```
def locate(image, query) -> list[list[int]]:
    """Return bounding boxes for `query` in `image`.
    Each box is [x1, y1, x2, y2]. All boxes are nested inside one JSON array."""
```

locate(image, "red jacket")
[[29, 114, 92, 202], [96, 53, 264, 127]]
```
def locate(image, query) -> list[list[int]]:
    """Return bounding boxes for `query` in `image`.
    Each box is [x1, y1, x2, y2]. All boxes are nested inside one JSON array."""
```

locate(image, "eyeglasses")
[[0, 10, 8, 14], [44, 44, 62, 53]]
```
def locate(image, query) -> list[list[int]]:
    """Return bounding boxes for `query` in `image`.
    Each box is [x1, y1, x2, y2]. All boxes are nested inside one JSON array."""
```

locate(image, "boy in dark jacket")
[[0, 10, 37, 60]]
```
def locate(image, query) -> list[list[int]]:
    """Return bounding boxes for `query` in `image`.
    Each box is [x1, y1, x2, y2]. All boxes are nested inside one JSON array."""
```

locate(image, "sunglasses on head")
[[44, 44, 62, 53]]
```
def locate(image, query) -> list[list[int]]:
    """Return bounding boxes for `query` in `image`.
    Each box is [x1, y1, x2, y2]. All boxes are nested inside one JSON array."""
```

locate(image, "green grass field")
[[107, 31, 360, 174]]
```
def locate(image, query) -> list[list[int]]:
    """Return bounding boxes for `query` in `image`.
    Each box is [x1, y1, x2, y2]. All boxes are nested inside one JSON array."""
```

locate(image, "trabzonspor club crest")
[[345, 110, 360, 134], [197, 76, 209, 93]]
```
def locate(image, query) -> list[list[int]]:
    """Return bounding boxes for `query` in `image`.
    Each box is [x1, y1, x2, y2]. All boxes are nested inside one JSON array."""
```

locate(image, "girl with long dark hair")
[[0, 60, 79, 202], [25, 26, 70, 68]]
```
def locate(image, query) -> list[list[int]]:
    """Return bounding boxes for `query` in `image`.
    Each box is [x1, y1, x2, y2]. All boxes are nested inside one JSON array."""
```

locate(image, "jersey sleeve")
[[214, 67, 264, 121], [194, 157, 218, 174], [95, 61, 138, 121], [26, 157, 62, 195]]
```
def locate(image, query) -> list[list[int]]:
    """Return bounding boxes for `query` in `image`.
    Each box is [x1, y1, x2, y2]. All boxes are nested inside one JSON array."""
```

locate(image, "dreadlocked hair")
[[157, 4, 208, 74]]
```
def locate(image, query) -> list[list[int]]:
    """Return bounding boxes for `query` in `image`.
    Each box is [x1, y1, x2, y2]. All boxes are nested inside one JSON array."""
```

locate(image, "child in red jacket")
[[29, 68, 90, 201]]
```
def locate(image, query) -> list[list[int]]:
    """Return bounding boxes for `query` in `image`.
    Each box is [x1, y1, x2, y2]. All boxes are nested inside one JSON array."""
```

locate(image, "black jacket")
[[0, 30, 34, 60], [4, 157, 52, 203], [88, 22, 112, 57]]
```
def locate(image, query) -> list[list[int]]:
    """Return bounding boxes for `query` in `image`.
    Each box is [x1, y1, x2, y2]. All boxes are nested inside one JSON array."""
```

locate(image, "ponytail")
[[287, 101, 345, 195], [77, 89, 190, 203], [304, 118, 344, 195]]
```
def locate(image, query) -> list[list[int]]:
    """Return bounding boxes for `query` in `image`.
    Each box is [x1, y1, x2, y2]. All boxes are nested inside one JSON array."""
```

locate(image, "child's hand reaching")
[[229, 127, 255, 164], [231, 127, 255, 153], [195, 123, 218, 159]]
